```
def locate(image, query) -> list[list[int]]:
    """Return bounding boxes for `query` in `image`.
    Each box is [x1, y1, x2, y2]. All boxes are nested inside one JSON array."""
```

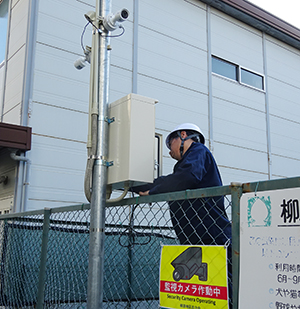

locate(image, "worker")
[[132, 123, 232, 307], [134, 123, 232, 246]]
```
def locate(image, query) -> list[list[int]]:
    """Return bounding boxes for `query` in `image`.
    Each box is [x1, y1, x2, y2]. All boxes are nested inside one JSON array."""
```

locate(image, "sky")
[[248, 0, 300, 29]]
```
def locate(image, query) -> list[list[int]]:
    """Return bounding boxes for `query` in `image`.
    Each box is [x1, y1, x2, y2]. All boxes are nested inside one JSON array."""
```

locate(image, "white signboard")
[[239, 187, 300, 309]]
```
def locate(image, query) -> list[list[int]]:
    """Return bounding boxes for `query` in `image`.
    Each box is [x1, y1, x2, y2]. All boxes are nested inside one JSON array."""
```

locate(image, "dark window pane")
[[241, 68, 264, 90], [212, 57, 238, 81]]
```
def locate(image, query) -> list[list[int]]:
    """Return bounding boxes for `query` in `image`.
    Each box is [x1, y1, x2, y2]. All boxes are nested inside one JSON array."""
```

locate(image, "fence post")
[[230, 182, 243, 309], [36, 208, 51, 309]]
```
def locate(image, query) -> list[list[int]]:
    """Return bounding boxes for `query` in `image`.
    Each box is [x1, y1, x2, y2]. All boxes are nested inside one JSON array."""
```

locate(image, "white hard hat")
[[165, 123, 205, 149]]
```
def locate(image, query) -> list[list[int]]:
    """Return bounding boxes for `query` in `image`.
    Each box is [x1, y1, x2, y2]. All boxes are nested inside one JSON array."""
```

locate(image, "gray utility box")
[[107, 93, 157, 190]]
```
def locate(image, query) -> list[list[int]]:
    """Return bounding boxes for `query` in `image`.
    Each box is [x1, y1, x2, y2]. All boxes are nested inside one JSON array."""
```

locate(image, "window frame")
[[239, 66, 265, 91], [212, 55, 265, 92], [211, 55, 239, 83]]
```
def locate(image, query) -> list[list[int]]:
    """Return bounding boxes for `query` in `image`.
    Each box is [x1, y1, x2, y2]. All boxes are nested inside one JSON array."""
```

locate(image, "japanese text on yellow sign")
[[159, 245, 228, 309]]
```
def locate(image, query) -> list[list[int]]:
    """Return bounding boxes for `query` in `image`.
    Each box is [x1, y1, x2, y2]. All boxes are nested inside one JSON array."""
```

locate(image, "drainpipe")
[[131, 0, 139, 93], [22, 0, 38, 127], [10, 152, 31, 213], [206, 5, 214, 153], [11, 0, 38, 213], [262, 32, 272, 179]]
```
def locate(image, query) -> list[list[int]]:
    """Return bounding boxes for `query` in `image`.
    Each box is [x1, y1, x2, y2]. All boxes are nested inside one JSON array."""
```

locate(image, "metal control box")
[[107, 93, 157, 189]]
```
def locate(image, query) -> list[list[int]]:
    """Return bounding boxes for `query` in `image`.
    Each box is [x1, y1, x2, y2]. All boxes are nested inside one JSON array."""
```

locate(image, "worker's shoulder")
[[189, 142, 210, 154]]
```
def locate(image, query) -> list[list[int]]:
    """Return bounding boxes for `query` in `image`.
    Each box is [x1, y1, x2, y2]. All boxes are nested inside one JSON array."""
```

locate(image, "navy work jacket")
[[134, 142, 232, 245]]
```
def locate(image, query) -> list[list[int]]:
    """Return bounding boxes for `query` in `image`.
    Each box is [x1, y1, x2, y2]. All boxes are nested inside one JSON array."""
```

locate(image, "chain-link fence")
[[104, 193, 233, 309], [0, 177, 299, 309]]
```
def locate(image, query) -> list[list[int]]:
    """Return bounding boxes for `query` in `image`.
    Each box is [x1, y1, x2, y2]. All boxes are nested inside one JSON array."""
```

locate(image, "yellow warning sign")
[[159, 245, 228, 309]]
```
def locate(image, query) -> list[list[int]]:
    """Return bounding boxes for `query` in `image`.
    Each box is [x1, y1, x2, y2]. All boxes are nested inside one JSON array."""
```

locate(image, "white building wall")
[[2, 0, 300, 211], [210, 9, 268, 184], [136, 0, 208, 175], [2, 0, 30, 125], [266, 37, 300, 178], [25, 0, 94, 209]]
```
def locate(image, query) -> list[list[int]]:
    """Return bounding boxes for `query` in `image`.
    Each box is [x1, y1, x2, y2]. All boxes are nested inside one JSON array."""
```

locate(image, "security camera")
[[74, 57, 86, 70], [103, 9, 129, 32], [74, 46, 91, 70], [84, 11, 96, 23]]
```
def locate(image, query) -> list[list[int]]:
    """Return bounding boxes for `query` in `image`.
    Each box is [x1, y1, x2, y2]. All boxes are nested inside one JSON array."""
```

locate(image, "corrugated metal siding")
[[2, 0, 29, 124], [3, 0, 300, 210], [25, 0, 94, 210], [137, 0, 208, 175], [209, 8, 268, 184], [211, 10, 264, 71], [266, 37, 300, 178]]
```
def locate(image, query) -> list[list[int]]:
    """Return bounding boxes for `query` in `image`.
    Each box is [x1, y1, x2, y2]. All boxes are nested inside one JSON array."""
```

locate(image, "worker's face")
[[169, 136, 181, 160], [169, 131, 188, 160]]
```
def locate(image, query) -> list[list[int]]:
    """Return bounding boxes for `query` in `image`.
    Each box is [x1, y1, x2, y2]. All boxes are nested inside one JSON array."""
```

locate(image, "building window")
[[0, 0, 9, 63], [241, 68, 264, 90], [212, 55, 264, 91], [212, 56, 238, 81]]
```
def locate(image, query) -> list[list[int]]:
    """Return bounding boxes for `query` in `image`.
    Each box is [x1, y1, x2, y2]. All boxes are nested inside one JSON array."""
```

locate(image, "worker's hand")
[[139, 190, 149, 196]]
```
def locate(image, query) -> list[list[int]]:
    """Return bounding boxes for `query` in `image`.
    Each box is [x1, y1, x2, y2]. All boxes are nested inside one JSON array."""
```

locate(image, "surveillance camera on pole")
[[74, 46, 91, 70], [74, 9, 129, 70], [80, 3, 130, 308], [103, 9, 129, 31]]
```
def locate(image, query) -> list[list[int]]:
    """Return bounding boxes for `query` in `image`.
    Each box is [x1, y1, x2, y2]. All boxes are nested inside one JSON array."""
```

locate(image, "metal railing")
[[0, 176, 299, 308]]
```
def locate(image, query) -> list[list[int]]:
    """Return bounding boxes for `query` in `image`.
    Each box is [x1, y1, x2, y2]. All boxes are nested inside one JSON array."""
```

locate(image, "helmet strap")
[[177, 132, 200, 158]]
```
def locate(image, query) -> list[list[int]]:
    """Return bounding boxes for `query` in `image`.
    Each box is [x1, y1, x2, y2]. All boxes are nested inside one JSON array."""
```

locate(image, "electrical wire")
[[81, 22, 90, 52], [102, 26, 125, 38], [118, 203, 152, 248], [82, 19, 126, 44]]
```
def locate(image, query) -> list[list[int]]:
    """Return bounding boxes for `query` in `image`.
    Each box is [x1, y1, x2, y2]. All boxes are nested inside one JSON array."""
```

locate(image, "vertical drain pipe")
[[131, 0, 139, 94], [10, 152, 31, 213], [206, 5, 214, 154], [262, 32, 272, 180]]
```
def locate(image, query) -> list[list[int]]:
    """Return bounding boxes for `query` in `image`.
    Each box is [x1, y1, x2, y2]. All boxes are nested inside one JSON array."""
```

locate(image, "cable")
[[106, 185, 129, 203], [102, 25, 125, 38], [118, 203, 152, 247], [83, 19, 126, 41], [81, 22, 90, 52]]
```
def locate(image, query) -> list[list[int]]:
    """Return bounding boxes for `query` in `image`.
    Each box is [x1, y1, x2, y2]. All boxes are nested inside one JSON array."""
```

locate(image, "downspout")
[[131, 0, 139, 93], [10, 152, 31, 213], [12, 0, 38, 212], [0, 0, 12, 121], [262, 32, 272, 179], [206, 5, 214, 153], [21, 0, 39, 127]]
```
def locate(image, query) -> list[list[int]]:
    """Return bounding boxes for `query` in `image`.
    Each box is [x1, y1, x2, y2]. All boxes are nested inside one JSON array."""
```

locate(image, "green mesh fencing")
[[0, 178, 299, 308]]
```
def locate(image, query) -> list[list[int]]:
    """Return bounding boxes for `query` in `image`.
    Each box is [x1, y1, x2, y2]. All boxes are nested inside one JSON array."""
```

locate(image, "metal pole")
[[36, 208, 51, 309], [230, 182, 243, 309], [87, 0, 111, 308]]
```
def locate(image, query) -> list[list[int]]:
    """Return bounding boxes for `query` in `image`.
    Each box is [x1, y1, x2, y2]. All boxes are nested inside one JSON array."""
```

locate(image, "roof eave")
[[201, 0, 300, 50], [0, 123, 32, 151]]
